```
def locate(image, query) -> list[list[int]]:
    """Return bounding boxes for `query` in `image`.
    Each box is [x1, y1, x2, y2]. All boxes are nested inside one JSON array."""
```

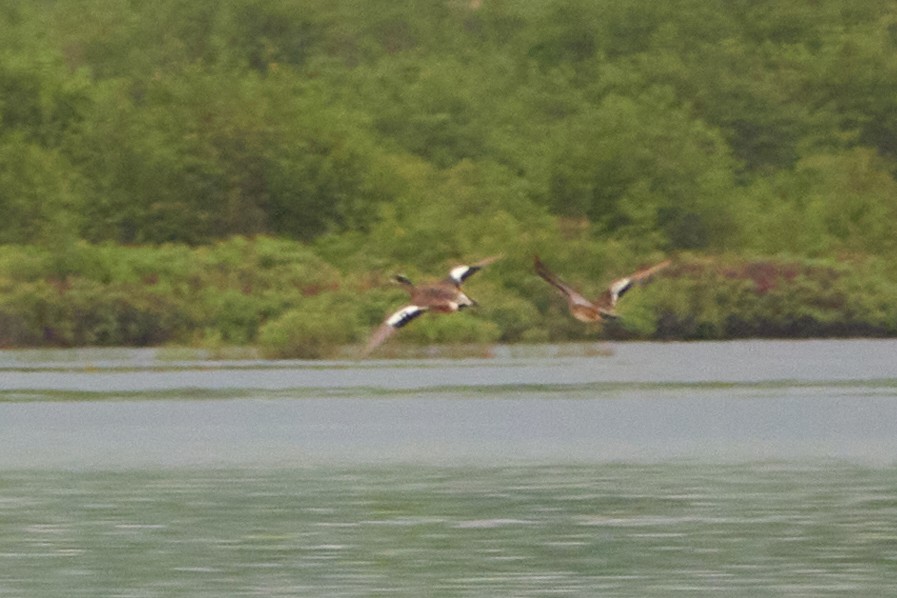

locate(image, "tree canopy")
[[1, 0, 895, 254], [2, 0, 897, 352]]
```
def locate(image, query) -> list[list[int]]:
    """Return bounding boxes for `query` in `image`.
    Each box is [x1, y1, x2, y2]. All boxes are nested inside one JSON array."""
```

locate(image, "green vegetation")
[[2, 0, 897, 356]]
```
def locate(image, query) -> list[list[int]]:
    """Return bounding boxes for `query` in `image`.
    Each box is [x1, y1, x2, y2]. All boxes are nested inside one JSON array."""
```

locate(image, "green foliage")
[[651, 256, 897, 339], [0, 239, 892, 352], [257, 293, 362, 359], [739, 149, 897, 256], [477, 285, 545, 343], [0, 238, 344, 349], [1, 0, 895, 253], [2, 2, 897, 351], [542, 89, 738, 250], [394, 312, 501, 346], [0, 277, 189, 347]]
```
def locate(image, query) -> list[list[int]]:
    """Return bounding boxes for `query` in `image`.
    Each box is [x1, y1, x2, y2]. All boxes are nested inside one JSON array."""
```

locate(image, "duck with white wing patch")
[[362, 256, 500, 356]]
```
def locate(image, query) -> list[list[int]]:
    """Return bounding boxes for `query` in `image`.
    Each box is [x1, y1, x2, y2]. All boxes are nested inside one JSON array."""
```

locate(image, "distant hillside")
[[1, 1, 897, 352]]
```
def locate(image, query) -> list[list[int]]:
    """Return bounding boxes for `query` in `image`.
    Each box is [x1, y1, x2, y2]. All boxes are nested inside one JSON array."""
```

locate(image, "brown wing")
[[533, 255, 595, 309]]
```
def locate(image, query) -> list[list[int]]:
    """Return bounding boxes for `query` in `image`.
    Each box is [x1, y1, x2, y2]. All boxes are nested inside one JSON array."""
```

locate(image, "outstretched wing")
[[447, 255, 501, 286], [533, 255, 594, 309], [362, 305, 427, 356], [603, 259, 672, 308]]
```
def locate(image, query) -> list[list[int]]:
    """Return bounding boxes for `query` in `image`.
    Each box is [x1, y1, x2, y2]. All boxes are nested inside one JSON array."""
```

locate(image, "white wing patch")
[[386, 305, 426, 328], [362, 305, 427, 356], [449, 256, 499, 284], [449, 265, 474, 285], [609, 277, 634, 305]]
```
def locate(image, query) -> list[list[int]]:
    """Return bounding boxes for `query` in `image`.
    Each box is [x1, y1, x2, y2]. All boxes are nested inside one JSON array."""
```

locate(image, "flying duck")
[[534, 255, 670, 323], [363, 256, 500, 355]]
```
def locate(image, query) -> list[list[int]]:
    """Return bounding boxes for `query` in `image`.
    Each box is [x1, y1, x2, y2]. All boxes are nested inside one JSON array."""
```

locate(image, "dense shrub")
[[257, 294, 362, 359], [1, 2, 897, 352]]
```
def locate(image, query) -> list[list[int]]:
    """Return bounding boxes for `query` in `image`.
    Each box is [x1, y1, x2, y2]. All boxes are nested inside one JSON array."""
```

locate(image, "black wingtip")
[[387, 305, 426, 329]]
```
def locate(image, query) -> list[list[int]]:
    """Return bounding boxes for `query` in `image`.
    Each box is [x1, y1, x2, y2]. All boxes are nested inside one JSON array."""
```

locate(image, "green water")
[[3, 341, 897, 595], [3, 463, 896, 596]]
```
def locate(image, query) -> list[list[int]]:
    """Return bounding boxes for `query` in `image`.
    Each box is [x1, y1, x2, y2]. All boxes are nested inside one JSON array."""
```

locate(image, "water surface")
[[2, 340, 897, 595]]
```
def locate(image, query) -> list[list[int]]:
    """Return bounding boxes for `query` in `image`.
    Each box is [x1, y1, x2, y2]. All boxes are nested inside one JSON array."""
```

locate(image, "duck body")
[[363, 256, 498, 355], [534, 255, 669, 324]]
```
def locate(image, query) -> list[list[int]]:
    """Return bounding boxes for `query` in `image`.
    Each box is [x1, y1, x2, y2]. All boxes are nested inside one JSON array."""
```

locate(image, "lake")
[[2, 340, 897, 595]]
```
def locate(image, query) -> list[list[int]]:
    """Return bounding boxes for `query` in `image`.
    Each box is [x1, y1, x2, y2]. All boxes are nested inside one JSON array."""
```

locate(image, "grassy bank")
[[3, 0, 897, 358], [0, 238, 894, 358]]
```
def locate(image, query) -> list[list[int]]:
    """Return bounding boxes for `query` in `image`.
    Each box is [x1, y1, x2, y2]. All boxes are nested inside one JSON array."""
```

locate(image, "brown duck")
[[534, 255, 670, 323], [363, 256, 500, 355]]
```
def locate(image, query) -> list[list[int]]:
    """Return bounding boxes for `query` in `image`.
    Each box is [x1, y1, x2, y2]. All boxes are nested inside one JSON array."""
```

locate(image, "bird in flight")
[[534, 255, 670, 323], [363, 256, 500, 355]]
